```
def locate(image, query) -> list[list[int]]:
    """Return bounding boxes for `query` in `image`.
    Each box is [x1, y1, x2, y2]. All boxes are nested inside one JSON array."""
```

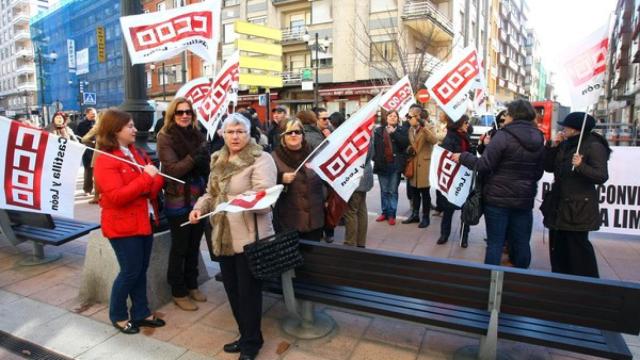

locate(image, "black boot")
[[461, 233, 468, 248], [418, 213, 430, 228], [437, 235, 448, 244], [402, 210, 420, 224]]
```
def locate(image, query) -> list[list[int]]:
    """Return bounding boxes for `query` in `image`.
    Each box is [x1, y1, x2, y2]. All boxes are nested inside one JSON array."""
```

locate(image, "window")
[[312, 0, 331, 24], [146, 71, 152, 88], [370, 0, 396, 12], [287, 53, 308, 70], [224, 0, 239, 6], [248, 16, 266, 25], [156, 2, 166, 11], [223, 23, 236, 44], [370, 41, 396, 62]]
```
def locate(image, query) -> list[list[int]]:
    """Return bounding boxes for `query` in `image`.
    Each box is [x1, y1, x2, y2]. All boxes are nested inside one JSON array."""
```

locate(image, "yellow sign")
[[96, 27, 106, 63], [234, 21, 283, 88]]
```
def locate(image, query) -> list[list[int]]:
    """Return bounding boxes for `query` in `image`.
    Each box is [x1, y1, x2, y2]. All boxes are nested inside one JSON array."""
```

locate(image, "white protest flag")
[[425, 46, 482, 121], [120, 0, 221, 65], [176, 76, 212, 127], [308, 95, 380, 202], [378, 75, 415, 118], [562, 23, 609, 110], [429, 146, 473, 207], [0, 117, 84, 218], [197, 51, 240, 136], [212, 185, 284, 215]]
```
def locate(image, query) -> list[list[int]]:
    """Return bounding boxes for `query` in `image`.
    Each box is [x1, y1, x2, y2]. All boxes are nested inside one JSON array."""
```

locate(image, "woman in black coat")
[[438, 115, 473, 247], [542, 112, 611, 278]]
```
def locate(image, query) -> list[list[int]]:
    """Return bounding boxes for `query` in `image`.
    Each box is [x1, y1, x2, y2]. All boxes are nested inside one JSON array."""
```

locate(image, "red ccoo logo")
[[129, 11, 213, 51], [319, 117, 374, 181], [5, 122, 47, 209]]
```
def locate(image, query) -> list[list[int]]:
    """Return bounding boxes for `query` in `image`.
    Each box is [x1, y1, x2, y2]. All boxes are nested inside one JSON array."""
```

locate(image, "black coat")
[[542, 132, 610, 231], [441, 129, 473, 153], [460, 120, 545, 209], [372, 125, 409, 174]]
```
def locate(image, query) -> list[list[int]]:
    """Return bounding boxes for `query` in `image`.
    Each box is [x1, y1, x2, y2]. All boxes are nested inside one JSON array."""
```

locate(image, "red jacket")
[[94, 145, 164, 239]]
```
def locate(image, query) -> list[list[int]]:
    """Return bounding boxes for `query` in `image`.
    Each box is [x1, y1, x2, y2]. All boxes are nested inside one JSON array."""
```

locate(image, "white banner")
[[76, 48, 89, 75], [309, 95, 380, 202], [563, 23, 609, 111], [0, 117, 85, 218], [196, 51, 240, 136], [119, 0, 221, 65], [538, 146, 640, 235], [67, 39, 76, 73], [425, 46, 482, 121], [378, 75, 414, 118], [212, 185, 283, 215], [429, 145, 473, 207], [175, 77, 212, 128]]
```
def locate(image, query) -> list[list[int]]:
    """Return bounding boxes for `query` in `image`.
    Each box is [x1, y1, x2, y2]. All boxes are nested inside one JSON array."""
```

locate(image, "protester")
[[314, 107, 333, 139], [329, 111, 346, 129], [47, 111, 77, 140], [267, 105, 287, 151], [189, 113, 276, 360], [454, 100, 545, 265], [314, 107, 339, 243], [542, 112, 610, 278], [402, 107, 437, 228], [298, 110, 324, 149], [439, 115, 473, 247], [76, 107, 98, 197], [157, 97, 210, 311], [402, 104, 423, 215], [272, 119, 325, 240], [477, 110, 507, 154], [344, 141, 374, 247], [81, 111, 103, 204], [93, 108, 165, 335], [432, 111, 451, 217], [373, 110, 409, 225]]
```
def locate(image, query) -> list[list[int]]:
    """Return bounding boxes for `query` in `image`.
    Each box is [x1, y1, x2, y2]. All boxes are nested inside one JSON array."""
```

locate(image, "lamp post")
[[302, 32, 330, 108], [34, 48, 57, 124]]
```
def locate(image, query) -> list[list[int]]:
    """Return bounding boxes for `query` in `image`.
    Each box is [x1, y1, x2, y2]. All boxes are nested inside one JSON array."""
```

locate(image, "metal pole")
[[162, 62, 166, 102], [37, 49, 46, 122], [314, 32, 319, 108]]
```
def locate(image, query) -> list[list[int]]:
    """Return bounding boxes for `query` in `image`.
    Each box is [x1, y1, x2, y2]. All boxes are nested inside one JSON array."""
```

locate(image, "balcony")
[[507, 81, 517, 92], [508, 35, 519, 50], [271, 0, 306, 5], [15, 47, 33, 58], [500, 4, 509, 18], [15, 64, 35, 76], [498, 78, 506, 87], [499, 54, 507, 64], [282, 26, 307, 43], [406, 51, 443, 74], [507, 58, 518, 72], [402, 1, 454, 41], [14, 29, 30, 42], [16, 82, 36, 92], [12, 13, 28, 25], [519, 66, 526, 76], [499, 31, 507, 43], [282, 69, 302, 85]]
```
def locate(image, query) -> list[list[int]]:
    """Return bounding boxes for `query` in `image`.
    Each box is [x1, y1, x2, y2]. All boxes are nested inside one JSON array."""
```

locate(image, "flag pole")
[[293, 137, 330, 174], [90, 147, 185, 184], [180, 211, 213, 227], [572, 106, 590, 171]]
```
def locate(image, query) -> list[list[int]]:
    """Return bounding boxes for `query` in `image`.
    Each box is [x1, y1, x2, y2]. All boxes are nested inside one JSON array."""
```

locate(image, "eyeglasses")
[[319, 117, 329, 121], [175, 110, 193, 116], [224, 130, 247, 136], [285, 130, 303, 136]]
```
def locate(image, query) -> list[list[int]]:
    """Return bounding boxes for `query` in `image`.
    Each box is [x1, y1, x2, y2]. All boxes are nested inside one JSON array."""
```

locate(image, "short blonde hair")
[[280, 119, 304, 147]]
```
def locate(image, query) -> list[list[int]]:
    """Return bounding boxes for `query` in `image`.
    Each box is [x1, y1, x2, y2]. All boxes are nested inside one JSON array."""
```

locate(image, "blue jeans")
[[108, 235, 153, 323], [483, 205, 533, 268], [378, 171, 401, 217]]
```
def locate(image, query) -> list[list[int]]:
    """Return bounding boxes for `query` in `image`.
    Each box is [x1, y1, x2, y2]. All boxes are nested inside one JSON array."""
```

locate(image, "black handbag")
[[243, 213, 303, 280], [461, 166, 483, 226]]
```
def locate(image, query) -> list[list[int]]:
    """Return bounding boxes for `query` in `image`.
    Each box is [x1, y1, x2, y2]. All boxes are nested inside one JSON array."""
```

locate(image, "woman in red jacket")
[[94, 109, 166, 334]]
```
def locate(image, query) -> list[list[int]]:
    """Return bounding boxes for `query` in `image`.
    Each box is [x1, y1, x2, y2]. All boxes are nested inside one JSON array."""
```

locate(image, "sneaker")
[[375, 214, 387, 222], [388, 217, 396, 226], [189, 289, 207, 302], [173, 296, 198, 311]]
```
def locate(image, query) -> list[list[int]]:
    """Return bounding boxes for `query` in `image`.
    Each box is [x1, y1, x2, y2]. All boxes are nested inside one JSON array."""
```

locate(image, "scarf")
[[208, 141, 264, 256], [274, 141, 312, 169], [457, 130, 470, 152], [163, 125, 205, 159], [382, 128, 394, 163]]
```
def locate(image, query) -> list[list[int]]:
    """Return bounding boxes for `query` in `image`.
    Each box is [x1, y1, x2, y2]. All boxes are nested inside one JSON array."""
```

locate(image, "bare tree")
[[350, 13, 458, 91]]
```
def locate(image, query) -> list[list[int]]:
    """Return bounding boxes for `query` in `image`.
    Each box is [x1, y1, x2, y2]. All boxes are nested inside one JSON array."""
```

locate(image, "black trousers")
[[410, 186, 431, 216], [441, 206, 469, 239], [219, 253, 263, 356], [83, 166, 94, 194], [167, 213, 204, 297], [549, 230, 599, 278]]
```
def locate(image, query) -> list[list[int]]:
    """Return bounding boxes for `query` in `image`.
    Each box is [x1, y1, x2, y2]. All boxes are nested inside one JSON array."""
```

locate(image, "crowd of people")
[[30, 95, 611, 360]]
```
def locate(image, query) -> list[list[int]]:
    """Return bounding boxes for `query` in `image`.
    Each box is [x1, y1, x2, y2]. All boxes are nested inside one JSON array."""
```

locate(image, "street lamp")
[[34, 48, 57, 124], [302, 31, 330, 108]]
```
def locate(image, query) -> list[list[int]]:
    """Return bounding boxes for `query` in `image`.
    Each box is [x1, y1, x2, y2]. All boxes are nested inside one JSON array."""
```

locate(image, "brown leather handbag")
[[403, 157, 415, 178]]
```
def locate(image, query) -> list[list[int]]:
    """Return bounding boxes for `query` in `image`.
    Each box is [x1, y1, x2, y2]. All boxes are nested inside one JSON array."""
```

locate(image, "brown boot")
[[173, 296, 198, 311], [189, 289, 207, 303]]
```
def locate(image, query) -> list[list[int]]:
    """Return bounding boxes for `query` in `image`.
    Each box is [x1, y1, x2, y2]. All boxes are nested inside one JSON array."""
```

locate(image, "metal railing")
[[402, 1, 453, 35], [282, 26, 307, 42], [282, 70, 302, 85]]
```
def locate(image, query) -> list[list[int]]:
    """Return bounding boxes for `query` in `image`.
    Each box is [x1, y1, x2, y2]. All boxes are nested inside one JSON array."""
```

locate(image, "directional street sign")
[[83, 92, 96, 105]]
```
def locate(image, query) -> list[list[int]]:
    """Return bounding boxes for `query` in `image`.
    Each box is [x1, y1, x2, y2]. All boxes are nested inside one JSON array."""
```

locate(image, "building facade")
[[524, 28, 545, 101], [494, 0, 528, 105], [0, 0, 50, 117], [30, 0, 124, 122]]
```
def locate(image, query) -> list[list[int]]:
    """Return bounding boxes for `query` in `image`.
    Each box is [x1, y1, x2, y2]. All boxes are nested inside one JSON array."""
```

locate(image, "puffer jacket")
[[372, 125, 409, 174], [542, 132, 610, 231], [460, 119, 545, 209]]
